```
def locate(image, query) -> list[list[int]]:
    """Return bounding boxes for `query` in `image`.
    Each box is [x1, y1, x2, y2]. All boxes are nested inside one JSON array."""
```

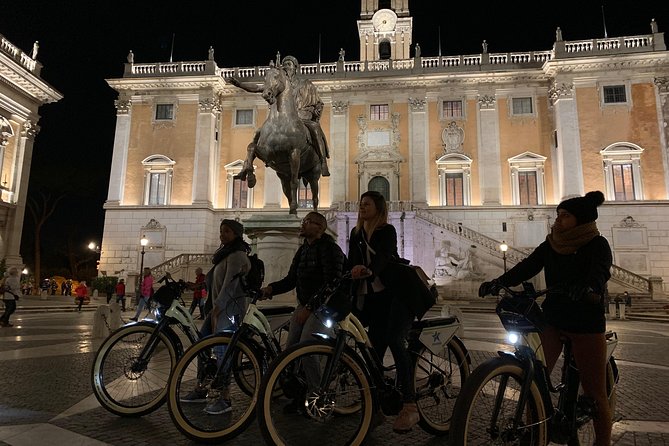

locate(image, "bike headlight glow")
[[507, 332, 520, 345]]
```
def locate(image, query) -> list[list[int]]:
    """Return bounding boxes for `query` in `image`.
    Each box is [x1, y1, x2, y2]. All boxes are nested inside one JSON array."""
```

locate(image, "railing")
[[610, 265, 650, 293], [122, 31, 662, 80], [414, 209, 529, 265], [150, 253, 213, 280], [0, 33, 38, 73]]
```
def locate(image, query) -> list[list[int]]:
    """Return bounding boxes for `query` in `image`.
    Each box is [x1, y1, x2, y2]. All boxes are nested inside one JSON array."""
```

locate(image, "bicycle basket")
[[496, 296, 546, 332], [152, 284, 178, 307]]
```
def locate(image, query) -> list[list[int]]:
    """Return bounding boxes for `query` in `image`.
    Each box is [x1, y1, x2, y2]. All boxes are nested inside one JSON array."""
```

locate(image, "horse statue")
[[227, 66, 322, 215]]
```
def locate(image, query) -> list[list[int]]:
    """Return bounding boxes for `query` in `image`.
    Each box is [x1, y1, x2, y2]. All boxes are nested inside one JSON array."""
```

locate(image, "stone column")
[[409, 97, 428, 207], [107, 99, 132, 205], [263, 169, 283, 209], [550, 82, 584, 199], [193, 96, 220, 205], [4, 119, 38, 267], [330, 100, 349, 204], [654, 77, 669, 197], [477, 94, 502, 205]]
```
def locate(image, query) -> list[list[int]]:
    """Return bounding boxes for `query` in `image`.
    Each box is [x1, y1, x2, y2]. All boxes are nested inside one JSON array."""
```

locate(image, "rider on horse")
[[227, 55, 330, 186]]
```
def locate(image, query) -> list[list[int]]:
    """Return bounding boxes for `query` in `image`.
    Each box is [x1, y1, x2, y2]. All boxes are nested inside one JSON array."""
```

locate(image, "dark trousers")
[[77, 297, 85, 311], [358, 288, 415, 402], [1, 299, 17, 324]]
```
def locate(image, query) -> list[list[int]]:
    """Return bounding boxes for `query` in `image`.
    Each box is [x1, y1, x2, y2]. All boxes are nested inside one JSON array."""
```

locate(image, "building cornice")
[[0, 52, 62, 104]]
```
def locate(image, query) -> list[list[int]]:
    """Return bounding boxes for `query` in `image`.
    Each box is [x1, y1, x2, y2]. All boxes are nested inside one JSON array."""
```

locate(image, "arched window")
[[379, 40, 391, 60], [368, 176, 390, 201], [142, 155, 175, 205], [436, 153, 472, 206], [600, 143, 644, 201]]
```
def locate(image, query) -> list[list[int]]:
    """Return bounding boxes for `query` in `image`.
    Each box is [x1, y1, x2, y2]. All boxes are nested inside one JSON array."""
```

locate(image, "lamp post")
[[138, 235, 149, 295], [500, 241, 508, 273]]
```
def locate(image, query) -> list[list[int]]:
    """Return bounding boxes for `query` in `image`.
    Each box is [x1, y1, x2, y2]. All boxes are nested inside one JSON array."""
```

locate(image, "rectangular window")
[[603, 85, 627, 104], [442, 100, 463, 118], [148, 172, 167, 205], [512, 97, 533, 115], [298, 183, 314, 209], [155, 104, 174, 120], [370, 104, 389, 121], [445, 173, 464, 206], [235, 109, 253, 125], [518, 171, 539, 205], [612, 163, 635, 200], [231, 177, 249, 208]]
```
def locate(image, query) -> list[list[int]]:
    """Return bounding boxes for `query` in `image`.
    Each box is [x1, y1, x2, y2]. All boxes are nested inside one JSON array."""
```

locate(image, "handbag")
[[362, 238, 437, 320], [381, 258, 438, 320]]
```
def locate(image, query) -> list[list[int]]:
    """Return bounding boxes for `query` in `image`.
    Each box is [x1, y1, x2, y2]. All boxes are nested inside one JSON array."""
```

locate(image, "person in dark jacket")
[[479, 191, 613, 446], [261, 211, 346, 346], [261, 211, 346, 413], [348, 190, 418, 433]]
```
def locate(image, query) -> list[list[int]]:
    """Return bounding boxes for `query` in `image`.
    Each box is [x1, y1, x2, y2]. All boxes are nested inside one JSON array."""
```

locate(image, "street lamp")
[[138, 235, 149, 294], [88, 241, 100, 254], [500, 241, 508, 272]]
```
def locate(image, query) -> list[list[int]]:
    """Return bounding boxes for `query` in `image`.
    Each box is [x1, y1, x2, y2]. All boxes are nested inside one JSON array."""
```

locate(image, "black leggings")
[[358, 289, 414, 402], [1, 299, 16, 323]]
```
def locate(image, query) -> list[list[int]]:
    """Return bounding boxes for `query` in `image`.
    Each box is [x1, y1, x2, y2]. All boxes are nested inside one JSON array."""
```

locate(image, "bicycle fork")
[[132, 319, 170, 374]]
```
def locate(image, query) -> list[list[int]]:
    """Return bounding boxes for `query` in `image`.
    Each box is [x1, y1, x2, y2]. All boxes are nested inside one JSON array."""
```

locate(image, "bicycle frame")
[[497, 303, 618, 444]]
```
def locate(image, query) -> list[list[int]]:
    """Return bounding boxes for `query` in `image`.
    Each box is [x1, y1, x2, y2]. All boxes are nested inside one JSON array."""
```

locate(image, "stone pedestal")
[[244, 213, 303, 304]]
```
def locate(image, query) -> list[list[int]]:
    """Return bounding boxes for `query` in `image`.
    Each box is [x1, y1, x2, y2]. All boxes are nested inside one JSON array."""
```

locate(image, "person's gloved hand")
[[478, 279, 502, 297]]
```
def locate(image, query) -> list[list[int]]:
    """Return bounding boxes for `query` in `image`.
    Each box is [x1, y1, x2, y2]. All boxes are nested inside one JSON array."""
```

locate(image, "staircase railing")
[[150, 253, 213, 281], [414, 209, 653, 293], [414, 209, 529, 264]]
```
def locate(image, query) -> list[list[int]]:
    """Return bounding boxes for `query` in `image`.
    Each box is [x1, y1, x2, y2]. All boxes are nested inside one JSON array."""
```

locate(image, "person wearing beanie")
[[479, 190, 613, 446], [180, 218, 251, 414]]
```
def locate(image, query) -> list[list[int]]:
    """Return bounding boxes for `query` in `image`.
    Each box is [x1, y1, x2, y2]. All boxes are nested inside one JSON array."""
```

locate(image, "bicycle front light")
[[507, 332, 520, 345]]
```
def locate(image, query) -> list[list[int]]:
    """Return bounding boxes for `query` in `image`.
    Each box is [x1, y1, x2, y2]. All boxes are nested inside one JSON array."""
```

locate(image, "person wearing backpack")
[[180, 219, 251, 415], [1, 267, 21, 327], [260, 211, 347, 413]]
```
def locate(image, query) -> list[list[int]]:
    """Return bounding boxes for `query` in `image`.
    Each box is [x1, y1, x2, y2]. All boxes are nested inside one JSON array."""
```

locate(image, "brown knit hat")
[[557, 191, 605, 225]]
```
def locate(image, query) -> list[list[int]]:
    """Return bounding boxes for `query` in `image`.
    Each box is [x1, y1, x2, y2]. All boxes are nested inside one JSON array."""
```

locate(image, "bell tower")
[[357, 0, 412, 62]]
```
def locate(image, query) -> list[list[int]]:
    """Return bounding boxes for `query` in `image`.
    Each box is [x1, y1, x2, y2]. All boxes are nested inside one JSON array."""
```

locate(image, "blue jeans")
[[132, 296, 149, 320]]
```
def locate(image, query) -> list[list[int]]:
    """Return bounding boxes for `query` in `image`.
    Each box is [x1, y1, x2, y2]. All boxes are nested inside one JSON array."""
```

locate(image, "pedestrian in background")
[[1, 267, 21, 327], [75, 281, 88, 312], [188, 267, 206, 319], [131, 268, 154, 322], [115, 279, 126, 311]]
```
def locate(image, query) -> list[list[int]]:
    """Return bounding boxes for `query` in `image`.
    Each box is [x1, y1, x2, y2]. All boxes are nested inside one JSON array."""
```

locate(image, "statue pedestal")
[[244, 213, 303, 305]]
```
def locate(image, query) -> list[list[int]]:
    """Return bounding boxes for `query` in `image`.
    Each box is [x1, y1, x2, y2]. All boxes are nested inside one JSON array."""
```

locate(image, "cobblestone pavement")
[[0, 296, 667, 445]]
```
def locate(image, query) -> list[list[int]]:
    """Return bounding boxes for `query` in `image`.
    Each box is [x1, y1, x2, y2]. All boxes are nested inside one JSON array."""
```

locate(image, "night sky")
[[1, 0, 668, 278]]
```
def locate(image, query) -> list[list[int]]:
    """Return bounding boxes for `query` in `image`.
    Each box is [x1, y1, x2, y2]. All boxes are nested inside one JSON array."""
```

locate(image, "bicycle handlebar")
[[481, 281, 550, 300]]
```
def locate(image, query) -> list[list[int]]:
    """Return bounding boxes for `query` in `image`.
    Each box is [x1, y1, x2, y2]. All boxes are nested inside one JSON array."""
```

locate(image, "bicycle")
[[166, 288, 295, 443], [256, 274, 472, 446], [91, 273, 200, 416], [448, 282, 619, 446]]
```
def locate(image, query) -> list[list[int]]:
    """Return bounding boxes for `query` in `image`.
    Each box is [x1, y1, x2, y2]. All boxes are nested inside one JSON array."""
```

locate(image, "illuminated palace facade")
[[100, 0, 669, 297], [0, 34, 62, 270]]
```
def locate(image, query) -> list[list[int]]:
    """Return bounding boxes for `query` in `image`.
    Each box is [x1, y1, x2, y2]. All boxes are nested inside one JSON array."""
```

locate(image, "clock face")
[[372, 9, 397, 32]]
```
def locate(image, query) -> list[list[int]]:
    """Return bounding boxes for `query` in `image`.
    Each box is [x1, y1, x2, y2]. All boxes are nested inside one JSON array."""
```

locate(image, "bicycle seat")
[[260, 305, 295, 316]]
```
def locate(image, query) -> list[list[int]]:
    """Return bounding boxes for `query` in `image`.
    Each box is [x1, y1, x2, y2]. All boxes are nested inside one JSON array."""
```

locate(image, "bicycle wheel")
[[414, 337, 470, 435], [572, 357, 618, 446], [91, 322, 178, 417], [448, 355, 547, 446], [167, 333, 262, 443], [257, 340, 374, 446]]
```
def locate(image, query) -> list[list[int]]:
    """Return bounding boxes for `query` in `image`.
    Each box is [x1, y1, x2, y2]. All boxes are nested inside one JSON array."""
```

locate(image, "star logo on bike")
[[432, 332, 441, 343]]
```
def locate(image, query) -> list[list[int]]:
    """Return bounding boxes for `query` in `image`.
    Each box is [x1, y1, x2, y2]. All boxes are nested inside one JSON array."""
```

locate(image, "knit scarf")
[[211, 237, 250, 265], [546, 221, 600, 255]]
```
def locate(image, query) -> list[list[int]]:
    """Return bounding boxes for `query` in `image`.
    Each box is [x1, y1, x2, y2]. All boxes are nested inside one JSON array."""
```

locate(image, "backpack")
[[242, 253, 265, 291]]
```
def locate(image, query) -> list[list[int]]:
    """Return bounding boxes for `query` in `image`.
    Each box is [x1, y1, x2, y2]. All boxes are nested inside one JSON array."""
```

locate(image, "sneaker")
[[392, 402, 419, 433], [203, 397, 232, 415], [180, 387, 208, 403]]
